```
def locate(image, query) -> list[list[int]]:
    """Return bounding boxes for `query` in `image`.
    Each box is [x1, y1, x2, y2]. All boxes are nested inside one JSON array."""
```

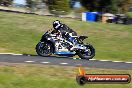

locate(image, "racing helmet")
[[53, 20, 61, 30]]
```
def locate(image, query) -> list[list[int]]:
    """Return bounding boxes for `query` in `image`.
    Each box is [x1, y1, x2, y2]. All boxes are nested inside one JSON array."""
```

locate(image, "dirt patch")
[[0, 48, 7, 52]]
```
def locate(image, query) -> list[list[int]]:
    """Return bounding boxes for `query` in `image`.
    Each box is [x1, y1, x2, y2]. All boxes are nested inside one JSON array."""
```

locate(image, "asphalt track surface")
[[0, 54, 132, 70]]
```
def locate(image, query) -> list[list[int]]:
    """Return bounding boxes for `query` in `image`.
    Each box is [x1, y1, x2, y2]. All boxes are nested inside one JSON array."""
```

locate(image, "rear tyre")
[[36, 42, 53, 57], [77, 44, 95, 60]]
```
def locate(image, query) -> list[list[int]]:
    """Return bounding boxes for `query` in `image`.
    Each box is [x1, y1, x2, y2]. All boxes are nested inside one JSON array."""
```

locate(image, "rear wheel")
[[77, 44, 95, 60], [36, 42, 53, 57]]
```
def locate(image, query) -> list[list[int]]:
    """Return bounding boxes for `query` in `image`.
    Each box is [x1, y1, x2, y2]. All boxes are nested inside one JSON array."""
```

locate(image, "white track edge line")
[[0, 53, 14, 54], [60, 63, 68, 65], [41, 62, 50, 64], [0, 53, 23, 55], [99, 60, 110, 61], [90, 59, 96, 60], [12, 54, 23, 56], [112, 61, 123, 63], [25, 61, 35, 63], [125, 62, 132, 64]]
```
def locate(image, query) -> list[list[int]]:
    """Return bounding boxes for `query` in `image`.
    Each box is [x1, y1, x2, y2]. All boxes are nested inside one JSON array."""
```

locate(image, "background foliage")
[[48, 0, 71, 15], [80, 0, 132, 13], [0, 0, 13, 6]]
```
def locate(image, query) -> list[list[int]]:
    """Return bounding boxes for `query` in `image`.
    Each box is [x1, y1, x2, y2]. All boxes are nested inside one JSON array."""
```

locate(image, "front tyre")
[[77, 44, 95, 60], [36, 42, 53, 57]]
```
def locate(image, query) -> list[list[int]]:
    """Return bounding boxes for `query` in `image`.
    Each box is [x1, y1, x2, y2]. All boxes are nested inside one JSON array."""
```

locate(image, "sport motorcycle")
[[36, 29, 95, 60]]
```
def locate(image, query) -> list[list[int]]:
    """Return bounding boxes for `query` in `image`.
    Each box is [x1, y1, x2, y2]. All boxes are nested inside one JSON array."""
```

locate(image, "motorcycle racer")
[[53, 20, 78, 45]]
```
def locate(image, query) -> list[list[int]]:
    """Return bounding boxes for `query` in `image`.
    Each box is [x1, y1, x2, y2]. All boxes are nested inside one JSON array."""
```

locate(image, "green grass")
[[0, 64, 131, 88], [127, 12, 132, 18], [0, 11, 132, 61]]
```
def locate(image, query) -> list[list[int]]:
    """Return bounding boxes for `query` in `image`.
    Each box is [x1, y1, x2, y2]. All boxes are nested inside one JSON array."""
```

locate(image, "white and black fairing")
[[40, 30, 77, 55]]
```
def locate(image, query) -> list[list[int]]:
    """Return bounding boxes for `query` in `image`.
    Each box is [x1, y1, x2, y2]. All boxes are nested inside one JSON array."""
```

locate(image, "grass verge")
[[0, 63, 131, 88], [127, 12, 132, 18]]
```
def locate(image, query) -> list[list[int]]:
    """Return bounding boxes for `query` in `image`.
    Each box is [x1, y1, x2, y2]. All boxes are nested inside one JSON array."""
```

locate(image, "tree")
[[80, 0, 132, 13], [70, 0, 79, 8], [80, 0, 100, 11], [0, 0, 13, 6], [98, 0, 120, 13], [26, 0, 35, 8], [117, 0, 132, 13], [26, 0, 49, 13], [26, 0, 38, 12], [80, 0, 114, 12], [48, 0, 71, 16]]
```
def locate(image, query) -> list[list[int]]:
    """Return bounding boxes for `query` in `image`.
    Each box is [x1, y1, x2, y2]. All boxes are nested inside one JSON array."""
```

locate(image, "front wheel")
[[77, 44, 95, 60], [36, 42, 53, 57]]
